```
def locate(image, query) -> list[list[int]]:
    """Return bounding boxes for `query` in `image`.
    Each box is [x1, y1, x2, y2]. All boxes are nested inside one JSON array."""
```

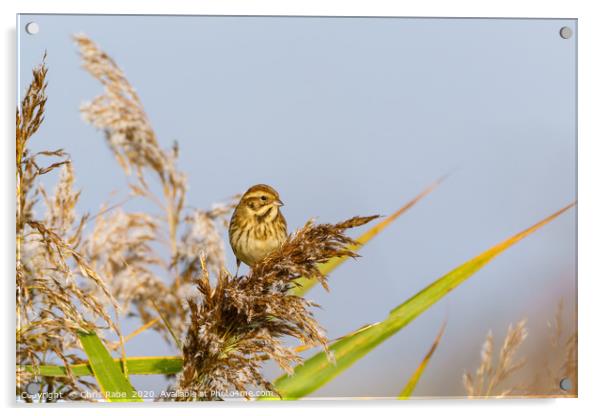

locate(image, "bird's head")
[[240, 184, 284, 221]]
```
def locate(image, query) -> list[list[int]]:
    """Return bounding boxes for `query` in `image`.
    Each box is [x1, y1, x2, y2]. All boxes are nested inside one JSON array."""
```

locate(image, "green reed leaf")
[[398, 322, 446, 399], [264, 203, 575, 399], [20, 356, 184, 378], [77, 331, 142, 402]]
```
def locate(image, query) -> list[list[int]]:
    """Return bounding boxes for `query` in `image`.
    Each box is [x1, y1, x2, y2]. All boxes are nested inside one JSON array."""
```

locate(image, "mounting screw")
[[559, 377, 572, 391], [559, 26, 573, 39], [25, 381, 41, 395], [25, 22, 40, 35]]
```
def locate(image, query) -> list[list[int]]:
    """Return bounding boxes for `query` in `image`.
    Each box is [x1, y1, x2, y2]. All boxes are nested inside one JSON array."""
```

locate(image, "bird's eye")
[[260, 196, 268, 201]]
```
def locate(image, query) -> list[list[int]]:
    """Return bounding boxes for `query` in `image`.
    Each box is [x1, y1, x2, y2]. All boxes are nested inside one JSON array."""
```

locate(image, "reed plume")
[[175, 216, 378, 400], [463, 301, 577, 398], [526, 300, 577, 397], [74, 34, 229, 341], [17, 57, 118, 402], [463, 320, 528, 398]]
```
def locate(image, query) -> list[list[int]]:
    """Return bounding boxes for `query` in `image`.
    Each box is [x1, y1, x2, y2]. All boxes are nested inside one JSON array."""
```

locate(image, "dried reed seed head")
[[74, 33, 178, 183], [463, 319, 528, 398], [175, 215, 377, 400], [74, 33, 189, 256], [251, 215, 379, 291], [17, 56, 120, 399], [464, 309, 577, 398], [42, 163, 80, 237], [526, 301, 577, 396], [17, 55, 48, 165], [74, 33, 191, 342], [178, 207, 229, 278]]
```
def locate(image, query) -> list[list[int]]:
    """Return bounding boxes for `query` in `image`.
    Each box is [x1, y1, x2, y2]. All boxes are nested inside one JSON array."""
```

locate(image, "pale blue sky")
[[18, 15, 576, 398]]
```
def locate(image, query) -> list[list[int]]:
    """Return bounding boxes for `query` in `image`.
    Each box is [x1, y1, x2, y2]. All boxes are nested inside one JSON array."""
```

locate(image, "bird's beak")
[[274, 199, 284, 207]]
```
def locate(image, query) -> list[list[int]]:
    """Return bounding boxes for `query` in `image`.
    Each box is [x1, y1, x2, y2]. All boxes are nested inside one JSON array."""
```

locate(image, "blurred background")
[[18, 15, 576, 398]]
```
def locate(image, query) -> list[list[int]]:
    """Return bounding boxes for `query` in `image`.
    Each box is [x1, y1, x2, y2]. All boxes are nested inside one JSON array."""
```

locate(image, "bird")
[[228, 184, 288, 275]]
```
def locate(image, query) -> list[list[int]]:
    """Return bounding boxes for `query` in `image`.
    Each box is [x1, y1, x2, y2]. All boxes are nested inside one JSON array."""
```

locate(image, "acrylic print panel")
[[16, 14, 577, 402]]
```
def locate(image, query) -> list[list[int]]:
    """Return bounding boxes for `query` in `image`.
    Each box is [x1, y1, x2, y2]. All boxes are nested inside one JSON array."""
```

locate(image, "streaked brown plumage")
[[229, 184, 288, 270]]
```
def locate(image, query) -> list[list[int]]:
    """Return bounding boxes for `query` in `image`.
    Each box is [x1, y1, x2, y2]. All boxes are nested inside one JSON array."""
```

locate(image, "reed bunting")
[[229, 184, 288, 273]]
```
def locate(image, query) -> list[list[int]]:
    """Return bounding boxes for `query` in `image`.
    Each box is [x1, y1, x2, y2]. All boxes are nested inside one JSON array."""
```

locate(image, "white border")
[[2, 1, 601, 415]]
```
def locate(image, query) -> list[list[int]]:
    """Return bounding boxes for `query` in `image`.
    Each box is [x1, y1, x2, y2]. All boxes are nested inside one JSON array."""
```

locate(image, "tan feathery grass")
[[16, 57, 119, 402], [526, 300, 577, 396], [74, 34, 233, 341], [464, 301, 577, 398], [74, 33, 186, 255], [174, 216, 378, 400], [17, 43, 235, 401], [463, 319, 528, 398], [177, 202, 236, 281]]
